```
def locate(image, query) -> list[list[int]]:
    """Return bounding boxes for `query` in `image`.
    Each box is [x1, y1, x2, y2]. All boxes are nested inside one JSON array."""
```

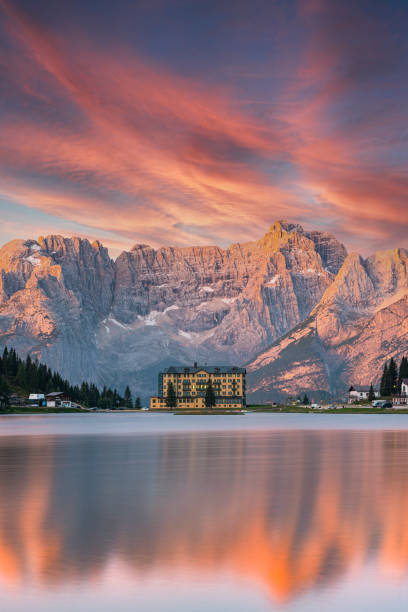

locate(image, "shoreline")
[[2, 406, 408, 416]]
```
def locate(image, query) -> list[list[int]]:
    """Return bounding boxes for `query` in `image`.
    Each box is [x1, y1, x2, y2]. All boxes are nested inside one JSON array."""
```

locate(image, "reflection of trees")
[[0, 430, 408, 601]]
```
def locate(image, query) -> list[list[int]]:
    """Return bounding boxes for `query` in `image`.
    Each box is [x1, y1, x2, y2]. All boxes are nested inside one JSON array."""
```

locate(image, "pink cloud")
[[0, 0, 407, 256]]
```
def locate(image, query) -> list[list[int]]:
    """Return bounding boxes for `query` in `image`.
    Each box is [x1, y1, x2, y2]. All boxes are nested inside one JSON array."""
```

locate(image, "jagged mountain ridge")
[[247, 248, 408, 401], [0, 222, 346, 399]]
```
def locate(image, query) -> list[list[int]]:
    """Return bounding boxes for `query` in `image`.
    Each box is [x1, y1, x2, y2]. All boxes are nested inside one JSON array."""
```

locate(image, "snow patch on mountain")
[[138, 311, 161, 326], [163, 305, 179, 314], [24, 256, 41, 266], [108, 316, 129, 330], [179, 330, 192, 340]]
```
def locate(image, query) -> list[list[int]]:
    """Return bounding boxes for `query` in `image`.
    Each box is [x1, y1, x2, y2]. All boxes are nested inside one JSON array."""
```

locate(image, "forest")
[[0, 347, 140, 409]]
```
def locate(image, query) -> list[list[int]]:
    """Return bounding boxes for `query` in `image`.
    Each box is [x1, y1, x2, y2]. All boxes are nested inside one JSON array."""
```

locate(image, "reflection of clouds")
[[0, 431, 408, 601], [0, 437, 61, 585]]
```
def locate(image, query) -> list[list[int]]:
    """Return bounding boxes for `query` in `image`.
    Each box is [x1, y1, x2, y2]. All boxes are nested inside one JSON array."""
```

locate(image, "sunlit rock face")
[[0, 222, 346, 398], [0, 236, 114, 383], [248, 248, 408, 401]]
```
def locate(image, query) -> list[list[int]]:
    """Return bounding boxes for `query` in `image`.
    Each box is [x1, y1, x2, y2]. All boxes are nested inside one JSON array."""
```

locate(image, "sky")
[[0, 0, 407, 257]]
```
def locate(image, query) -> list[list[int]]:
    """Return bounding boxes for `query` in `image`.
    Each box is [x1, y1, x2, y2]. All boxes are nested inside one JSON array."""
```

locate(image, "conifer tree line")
[[0, 347, 141, 409], [380, 356, 408, 397]]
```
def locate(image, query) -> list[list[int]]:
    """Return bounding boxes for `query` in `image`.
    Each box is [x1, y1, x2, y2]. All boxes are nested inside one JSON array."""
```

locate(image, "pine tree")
[[166, 381, 177, 408], [80, 381, 90, 406], [388, 358, 398, 396], [368, 384, 375, 401], [303, 393, 310, 405], [88, 384, 100, 407], [15, 362, 27, 388], [380, 363, 388, 397], [8, 348, 18, 376], [2, 347, 8, 376], [0, 376, 10, 407], [134, 397, 141, 410], [0, 345, 123, 410], [205, 379, 216, 409], [124, 386, 133, 409]]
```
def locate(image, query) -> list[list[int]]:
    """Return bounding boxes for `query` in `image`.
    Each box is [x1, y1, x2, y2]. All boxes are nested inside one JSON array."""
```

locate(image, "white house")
[[348, 386, 379, 403], [45, 391, 72, 408], [28, 393, 45, 407], [393, 378, 408, 406]]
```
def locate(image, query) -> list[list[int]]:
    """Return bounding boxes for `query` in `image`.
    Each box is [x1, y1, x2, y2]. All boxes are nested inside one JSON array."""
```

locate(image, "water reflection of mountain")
[[0, 430, 408, 601]]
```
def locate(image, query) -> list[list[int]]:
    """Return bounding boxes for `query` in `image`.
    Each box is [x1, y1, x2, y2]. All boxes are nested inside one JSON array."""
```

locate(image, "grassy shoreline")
[[134, 405, 408, 415], [2, 405, 408, 416], [153, 406, 408, 415], [0, 406, 86, 414]]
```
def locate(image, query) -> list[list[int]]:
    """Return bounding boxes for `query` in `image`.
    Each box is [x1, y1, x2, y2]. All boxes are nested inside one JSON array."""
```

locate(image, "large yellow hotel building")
[[150, 363, 246, 410]]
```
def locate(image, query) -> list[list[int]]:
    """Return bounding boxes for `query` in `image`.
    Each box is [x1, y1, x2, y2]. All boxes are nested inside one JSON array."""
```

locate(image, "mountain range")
[[1, 221, 406, 401]]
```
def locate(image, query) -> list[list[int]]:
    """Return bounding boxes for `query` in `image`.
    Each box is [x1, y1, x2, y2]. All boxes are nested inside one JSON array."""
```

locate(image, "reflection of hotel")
[[150, 363, 246, 409]]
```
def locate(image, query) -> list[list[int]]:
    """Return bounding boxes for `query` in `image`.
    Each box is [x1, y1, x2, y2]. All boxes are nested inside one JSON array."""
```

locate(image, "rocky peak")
[[262, 221, 347, 275], [1, 234, 114, 315], [317, 252, 375, 309], [267, 220, 304, 234], [365, 248, 408, 295], [303, 230, 348, 275]]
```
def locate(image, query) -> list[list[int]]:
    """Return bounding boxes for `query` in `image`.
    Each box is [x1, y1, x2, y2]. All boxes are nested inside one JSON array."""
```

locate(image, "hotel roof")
[[163, 365, 246, 374]]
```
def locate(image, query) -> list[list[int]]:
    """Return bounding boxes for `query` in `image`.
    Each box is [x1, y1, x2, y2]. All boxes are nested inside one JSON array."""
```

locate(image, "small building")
[[392, 378, 408, 405], [348, 386, 379, 403], [10, 394, 27, 406], [29, 393, 46, 407], [150, 363, 246, 410], [45, 392, 72, 408]]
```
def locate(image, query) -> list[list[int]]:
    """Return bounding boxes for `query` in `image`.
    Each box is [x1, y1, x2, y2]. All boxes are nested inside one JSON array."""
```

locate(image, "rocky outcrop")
[[0, 236, 114, 382], [0, 222, 346, 399], [247, 248, 408, 401]]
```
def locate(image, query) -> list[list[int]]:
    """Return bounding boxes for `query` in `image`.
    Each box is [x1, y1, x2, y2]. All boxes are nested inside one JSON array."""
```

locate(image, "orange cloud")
[[0, 0, 407, 255], [0, 0, 302, 250]]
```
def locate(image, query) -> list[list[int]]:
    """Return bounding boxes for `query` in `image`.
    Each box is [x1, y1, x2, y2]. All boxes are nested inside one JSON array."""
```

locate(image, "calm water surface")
[[1, 413, 408, 611]]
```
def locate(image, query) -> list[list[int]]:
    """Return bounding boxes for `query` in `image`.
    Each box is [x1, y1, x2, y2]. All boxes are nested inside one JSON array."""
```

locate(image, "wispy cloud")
[[0, 0, 407, 254]]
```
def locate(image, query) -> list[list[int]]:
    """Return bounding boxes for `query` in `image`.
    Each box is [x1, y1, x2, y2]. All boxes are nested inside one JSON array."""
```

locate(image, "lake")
[[1, 413, 408, 611]]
